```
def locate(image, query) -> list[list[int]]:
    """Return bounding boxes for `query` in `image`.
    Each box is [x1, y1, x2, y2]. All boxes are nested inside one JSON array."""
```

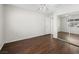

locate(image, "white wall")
[[53, 14, 58, 38], [0, 5, 4, 50], [45, 17, 51, 34], [5, 5, 51, 43]]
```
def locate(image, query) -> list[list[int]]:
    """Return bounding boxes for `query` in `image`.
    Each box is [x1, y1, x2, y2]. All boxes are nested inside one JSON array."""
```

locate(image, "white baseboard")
[[0, 43, 4, 50]]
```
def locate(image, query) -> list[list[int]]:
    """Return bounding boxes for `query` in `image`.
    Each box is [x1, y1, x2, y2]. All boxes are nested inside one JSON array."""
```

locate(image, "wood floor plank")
[[1, 34, 79, 54]]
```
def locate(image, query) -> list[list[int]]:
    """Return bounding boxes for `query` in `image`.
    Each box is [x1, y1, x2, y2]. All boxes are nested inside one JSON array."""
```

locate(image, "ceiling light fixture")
[[39, 4, 48, 13]]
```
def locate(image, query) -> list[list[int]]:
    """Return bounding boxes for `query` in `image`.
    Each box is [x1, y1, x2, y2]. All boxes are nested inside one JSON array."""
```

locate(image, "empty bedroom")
[[0, 4, 79, 54]]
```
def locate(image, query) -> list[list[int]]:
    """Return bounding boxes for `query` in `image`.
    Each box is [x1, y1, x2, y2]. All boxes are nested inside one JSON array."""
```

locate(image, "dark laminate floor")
[[1, 34, 79, 54]]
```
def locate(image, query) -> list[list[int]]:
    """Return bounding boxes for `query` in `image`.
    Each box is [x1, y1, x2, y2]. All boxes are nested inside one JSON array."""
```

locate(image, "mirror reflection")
[[58, 13, 79, 46], [58, 15, 69, 41]]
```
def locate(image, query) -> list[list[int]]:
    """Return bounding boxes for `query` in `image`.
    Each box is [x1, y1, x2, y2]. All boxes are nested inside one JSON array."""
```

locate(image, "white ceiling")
[[11, 4, 79, 15], [11, 4, 57, 14]]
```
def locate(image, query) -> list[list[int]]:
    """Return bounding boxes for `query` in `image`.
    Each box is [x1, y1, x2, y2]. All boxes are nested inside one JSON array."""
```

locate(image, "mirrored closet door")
[[57, 14, 79, 46], [57, 15, 70, 42], [67, 15, 79, 46]]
